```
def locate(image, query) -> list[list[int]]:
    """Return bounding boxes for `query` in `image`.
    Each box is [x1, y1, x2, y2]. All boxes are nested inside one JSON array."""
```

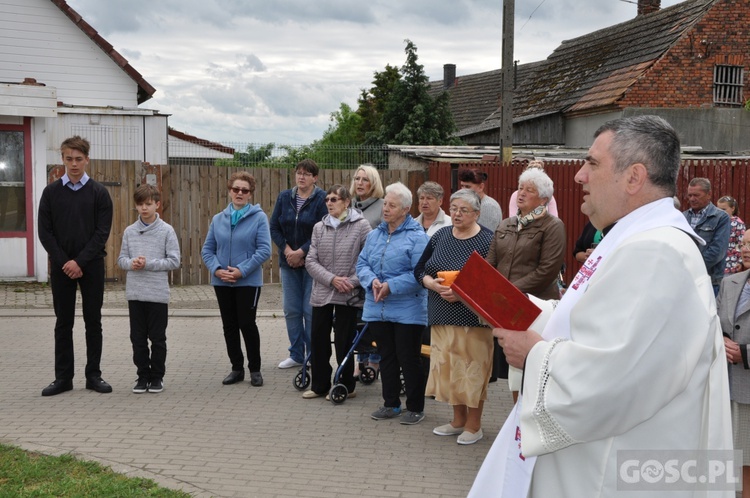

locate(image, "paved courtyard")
[[0, 283, 515, 497]]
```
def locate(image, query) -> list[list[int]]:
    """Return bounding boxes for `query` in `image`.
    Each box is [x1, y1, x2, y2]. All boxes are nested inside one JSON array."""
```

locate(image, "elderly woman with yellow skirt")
[[414, 189, 494, 445]]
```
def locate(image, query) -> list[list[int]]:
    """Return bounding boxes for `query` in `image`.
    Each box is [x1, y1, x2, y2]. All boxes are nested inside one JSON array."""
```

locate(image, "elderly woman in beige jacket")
[[302, 184, 372, 400]]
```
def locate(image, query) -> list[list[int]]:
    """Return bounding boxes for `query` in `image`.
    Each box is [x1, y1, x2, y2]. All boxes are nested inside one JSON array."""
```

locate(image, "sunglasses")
[[325, 196, 341, 203], [230, 187, 251, 195]]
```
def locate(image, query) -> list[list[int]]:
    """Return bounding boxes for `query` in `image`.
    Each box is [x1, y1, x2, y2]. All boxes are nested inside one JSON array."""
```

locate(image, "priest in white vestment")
[[470, 115, 734, 497]]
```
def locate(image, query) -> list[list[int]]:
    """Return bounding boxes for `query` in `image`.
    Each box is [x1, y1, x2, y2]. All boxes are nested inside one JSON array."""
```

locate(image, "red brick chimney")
[[638, 0, 661, 16]]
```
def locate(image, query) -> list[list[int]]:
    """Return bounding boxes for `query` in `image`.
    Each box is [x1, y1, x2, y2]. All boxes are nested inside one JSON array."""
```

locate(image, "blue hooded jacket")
[[356, 215, 429, 325], [201, 203, 272, 287]]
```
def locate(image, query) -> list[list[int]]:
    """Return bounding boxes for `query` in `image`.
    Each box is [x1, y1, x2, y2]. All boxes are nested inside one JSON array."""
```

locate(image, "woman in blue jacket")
[[202, 172, 271, 387], [356, 182, 429, 425], [269, 159, 328, 370]]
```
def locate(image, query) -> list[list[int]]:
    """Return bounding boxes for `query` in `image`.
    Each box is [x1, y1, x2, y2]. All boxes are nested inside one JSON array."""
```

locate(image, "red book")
[[451, 251, 542, 331]]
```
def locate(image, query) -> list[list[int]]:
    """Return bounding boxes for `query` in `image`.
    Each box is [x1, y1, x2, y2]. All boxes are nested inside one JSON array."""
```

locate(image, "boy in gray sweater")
[[117, 185, 181, 393]]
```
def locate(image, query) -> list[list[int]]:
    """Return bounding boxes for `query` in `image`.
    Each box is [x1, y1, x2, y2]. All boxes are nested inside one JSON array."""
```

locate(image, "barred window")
[[713, 65, 744, 106]]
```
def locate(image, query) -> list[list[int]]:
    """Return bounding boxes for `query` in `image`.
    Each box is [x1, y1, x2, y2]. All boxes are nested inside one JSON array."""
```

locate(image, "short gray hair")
[[417, 181, 444, 200], [450, 188, 481, 212], [688, 177, 711, 193], [518, 168, 554, 200], [385, 181, 413, 209], [594, 115, 680, 196]]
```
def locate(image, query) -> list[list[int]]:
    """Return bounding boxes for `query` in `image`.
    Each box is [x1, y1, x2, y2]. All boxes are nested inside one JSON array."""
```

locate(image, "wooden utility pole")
[[500, 0, 515, 163]]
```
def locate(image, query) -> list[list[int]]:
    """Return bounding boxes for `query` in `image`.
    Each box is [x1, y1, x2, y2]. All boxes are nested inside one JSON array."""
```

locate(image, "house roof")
[[50, 0, 156, 104], [168, 128, 235, 155], [462, 0, 718, 135], [428, 61, 544, 133]]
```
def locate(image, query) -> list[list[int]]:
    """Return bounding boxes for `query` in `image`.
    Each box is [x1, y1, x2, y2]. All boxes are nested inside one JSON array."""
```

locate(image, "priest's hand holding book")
[[493, 328, 543, 369]]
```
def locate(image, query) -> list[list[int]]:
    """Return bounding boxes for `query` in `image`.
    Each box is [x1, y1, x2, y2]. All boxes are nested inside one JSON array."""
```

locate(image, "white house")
[[0, 0, 168, 280]]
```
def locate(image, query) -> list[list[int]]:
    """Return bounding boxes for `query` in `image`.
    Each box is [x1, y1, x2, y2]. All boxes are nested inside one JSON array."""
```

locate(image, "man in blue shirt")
[[683, 177, 730, 295]]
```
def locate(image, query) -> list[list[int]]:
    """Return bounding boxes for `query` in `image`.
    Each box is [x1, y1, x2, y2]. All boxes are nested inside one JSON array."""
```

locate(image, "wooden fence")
[[159, 165, 425, 285], [65, 157, 749, 286]]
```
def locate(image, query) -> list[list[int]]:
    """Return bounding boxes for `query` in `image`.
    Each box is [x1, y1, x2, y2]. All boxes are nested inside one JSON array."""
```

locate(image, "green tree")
[[373, 40, 461, 146], [357, 64, 401, 142], [320, 103, 363, 146], [216, 143, 275, 167]]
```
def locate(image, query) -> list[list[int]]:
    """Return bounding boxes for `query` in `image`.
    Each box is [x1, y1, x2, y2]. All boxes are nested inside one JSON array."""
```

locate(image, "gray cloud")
[[66, 0, 684, 144]]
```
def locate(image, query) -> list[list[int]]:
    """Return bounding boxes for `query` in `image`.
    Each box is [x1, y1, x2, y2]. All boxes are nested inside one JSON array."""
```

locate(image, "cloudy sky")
[[67, 0, 683, 146]]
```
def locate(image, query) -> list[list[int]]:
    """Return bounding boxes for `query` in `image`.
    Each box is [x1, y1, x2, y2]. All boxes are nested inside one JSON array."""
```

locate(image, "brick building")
[[434, 0, 750, 153]]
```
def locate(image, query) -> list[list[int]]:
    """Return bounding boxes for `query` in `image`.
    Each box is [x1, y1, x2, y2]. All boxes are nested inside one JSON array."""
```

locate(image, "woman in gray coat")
[[302, 185, 372, 400], [717, 230, 750, 497]]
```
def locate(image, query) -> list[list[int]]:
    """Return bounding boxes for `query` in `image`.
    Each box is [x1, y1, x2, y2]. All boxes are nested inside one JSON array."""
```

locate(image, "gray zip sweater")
[[117, 214, 181, 304]]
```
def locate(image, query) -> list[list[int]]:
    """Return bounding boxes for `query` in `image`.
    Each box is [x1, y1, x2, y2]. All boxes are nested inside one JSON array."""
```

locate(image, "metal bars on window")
[[713, 65, 744, 106]]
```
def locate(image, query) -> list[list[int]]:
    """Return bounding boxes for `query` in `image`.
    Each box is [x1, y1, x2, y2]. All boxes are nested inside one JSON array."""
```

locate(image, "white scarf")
[[469, 197, 702, 498]]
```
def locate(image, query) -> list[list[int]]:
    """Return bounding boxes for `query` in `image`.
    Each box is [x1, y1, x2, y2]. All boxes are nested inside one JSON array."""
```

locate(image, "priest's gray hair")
[[450, 188, 481, 212], [518, 168, 554, 201], [385, 181, 413, 209], [595, 115, 680, 196]]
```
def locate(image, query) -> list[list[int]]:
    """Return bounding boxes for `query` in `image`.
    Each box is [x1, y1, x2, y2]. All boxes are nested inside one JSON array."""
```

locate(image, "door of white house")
[[0, 119, 33, 277]]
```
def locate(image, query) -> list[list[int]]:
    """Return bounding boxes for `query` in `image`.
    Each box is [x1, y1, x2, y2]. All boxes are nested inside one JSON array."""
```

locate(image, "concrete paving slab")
[[0, 305, 516, 497]]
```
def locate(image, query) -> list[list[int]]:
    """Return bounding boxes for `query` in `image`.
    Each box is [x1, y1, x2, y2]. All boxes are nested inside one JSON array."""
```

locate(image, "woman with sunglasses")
[[302, 185, 372, 400], [201, 172, 272, 387], [717, 195, 746, 274]]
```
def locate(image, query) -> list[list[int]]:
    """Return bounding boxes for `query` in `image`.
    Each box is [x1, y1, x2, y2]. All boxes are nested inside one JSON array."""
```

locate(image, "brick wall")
[[621, 0, 750, 108]]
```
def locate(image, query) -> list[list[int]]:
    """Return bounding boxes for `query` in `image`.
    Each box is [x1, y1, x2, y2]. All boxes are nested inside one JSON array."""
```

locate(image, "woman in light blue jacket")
[[356, 182, 429, 425], [202, 172, 271, 388]]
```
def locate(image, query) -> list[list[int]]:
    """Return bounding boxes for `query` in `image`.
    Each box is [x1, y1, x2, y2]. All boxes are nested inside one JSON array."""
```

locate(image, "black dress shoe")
[[222, 370, 244, 385], [85, 376, 113, 393], [42, 379, 73, 397], [250, 372, 263, 387]]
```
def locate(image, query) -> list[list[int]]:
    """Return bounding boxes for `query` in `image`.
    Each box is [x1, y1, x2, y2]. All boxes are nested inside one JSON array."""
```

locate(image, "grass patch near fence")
[[0, 443, 191, 497]]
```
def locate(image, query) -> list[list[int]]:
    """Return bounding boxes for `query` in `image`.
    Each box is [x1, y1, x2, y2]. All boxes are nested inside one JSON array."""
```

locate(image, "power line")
[[519, 0, 547, 31]]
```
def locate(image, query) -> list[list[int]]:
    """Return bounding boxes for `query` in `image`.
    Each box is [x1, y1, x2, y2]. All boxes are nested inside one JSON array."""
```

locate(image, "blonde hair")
[[349, 164, 384, 199]]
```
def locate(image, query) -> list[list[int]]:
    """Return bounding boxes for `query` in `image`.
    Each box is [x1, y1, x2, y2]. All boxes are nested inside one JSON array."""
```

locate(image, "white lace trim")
[[533, 337, 577, 452]]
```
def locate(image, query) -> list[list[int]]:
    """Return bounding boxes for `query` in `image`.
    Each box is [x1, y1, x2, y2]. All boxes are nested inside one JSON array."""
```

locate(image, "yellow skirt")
[[425, 324, 494, 408]]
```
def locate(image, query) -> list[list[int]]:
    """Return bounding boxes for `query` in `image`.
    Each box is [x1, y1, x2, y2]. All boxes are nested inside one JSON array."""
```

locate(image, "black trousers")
[[128, 300, 168, 382], [214, 286, 261, 372], [369, 321, 425, 413], [50, 258, 105, 381], [310, 304, 359, 395]]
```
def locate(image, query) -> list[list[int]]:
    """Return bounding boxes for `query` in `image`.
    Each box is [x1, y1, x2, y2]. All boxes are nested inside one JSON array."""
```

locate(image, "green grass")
[[0, 443, 192, 497]]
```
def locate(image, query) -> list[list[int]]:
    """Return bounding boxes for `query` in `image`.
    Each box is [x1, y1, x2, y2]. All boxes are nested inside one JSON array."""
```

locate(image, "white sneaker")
[[278, 357, 303, 369]]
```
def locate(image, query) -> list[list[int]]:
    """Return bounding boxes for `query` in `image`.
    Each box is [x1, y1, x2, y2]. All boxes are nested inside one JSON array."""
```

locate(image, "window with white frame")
[[713, 65, 744, 106]]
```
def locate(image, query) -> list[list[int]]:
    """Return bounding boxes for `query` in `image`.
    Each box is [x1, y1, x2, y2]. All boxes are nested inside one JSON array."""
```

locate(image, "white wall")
[[0, 238, 27, 277], [45, 112, 168, 164], [0, 0, 139, 108]]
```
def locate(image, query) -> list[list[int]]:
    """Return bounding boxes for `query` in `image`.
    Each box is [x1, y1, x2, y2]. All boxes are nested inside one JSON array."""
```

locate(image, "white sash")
[[468, 198, 701, 497]]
